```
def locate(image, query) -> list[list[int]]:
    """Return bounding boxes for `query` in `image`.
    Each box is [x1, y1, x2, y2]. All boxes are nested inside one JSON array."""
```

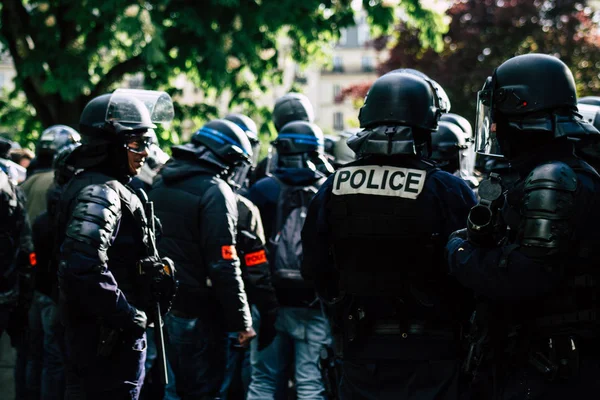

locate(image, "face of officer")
[[124, 134, 151, 175]]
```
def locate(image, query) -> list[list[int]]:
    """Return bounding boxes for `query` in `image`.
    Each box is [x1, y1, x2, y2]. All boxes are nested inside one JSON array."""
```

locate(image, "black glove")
[[138, 257, 178, 317], [258, 308, 278, 351]]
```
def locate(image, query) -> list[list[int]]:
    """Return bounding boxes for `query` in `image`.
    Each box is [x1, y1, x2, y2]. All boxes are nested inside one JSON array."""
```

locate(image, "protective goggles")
[[124, 135, 153, 154]]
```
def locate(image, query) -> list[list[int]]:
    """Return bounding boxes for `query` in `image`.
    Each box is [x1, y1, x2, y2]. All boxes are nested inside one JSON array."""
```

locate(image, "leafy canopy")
[[0, 0, 446, 149]]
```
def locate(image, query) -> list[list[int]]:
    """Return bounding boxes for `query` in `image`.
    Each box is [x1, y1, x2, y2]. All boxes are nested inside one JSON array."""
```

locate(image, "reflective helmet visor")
[[106, 89, 174, 125], [475, 78, 503, 157]]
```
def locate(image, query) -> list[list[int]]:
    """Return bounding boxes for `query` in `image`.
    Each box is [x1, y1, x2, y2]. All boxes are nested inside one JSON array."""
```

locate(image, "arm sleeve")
[[301, 177, 340, 302], [446, 163, 576, 303], [236, 198, 278, 313], [59, 184, 137, 329], [200, 182, 252, 332]]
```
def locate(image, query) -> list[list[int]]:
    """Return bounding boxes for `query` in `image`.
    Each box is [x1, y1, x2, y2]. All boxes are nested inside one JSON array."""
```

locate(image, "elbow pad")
[[63, 184, 121, 265], [519, 162, 577, 255]]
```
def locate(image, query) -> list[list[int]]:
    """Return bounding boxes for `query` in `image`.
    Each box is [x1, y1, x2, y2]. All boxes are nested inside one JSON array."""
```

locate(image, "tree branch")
[[88, 55, 145, 100], [0, 1, 55, 126]]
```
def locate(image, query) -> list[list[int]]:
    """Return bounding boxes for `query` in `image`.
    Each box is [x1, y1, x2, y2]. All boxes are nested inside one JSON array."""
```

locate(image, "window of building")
[[362, 56, 374, 72], [339, 29, 348, 46], [334, 112, 344, 131], [333, 84, 341, 102], [357, 23, 370, 46], [0, 72, 5, 88], [332, 56, 344, 72]]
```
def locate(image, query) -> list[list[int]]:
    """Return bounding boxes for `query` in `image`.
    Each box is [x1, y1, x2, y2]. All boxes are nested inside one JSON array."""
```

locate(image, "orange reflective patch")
[[244, 250, 267, 267], [29, 252, 37, 267], [221, 245, 238, 260]]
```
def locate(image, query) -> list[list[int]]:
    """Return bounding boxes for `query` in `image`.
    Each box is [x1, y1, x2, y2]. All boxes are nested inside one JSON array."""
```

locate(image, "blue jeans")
[[247, 306, 332, 400], [165, 313, 225, 399], [145, 327, 179, 400], [27, 292, 65, 400], [219, 332, 248, 399]]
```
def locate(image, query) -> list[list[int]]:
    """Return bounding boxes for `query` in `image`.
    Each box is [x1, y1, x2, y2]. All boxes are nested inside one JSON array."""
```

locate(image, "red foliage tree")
[[342, 0, 600, 124]]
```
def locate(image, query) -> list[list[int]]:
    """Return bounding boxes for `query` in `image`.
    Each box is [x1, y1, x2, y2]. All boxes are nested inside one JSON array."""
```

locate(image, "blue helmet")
[[272, 121, 324, 155]]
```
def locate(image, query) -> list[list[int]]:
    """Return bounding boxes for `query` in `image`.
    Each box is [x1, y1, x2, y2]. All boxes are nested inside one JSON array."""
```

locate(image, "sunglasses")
[[124, 136, 153, 154]]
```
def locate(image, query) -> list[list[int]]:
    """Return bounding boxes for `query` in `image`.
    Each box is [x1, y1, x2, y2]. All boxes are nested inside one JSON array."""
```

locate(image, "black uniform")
[[302, 71, 476, 400], [447, 54, 600, 399], [149, 119, 254, 399], [58, 90, 175, 400]]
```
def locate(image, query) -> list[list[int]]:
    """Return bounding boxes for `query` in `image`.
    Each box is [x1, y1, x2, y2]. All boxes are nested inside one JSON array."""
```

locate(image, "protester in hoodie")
[[149, 119, 255, 399], [246, 121, 333, 400]]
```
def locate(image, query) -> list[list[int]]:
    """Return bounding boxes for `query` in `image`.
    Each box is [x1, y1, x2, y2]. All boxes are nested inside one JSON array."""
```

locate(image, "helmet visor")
[[106, 89, 174, 125], [475, 81, 503, 157], [228, 163, 252, 191]]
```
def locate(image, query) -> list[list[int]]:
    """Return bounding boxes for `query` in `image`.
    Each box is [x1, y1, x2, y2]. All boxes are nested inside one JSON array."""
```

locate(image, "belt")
[[372, 321, 455, 340]]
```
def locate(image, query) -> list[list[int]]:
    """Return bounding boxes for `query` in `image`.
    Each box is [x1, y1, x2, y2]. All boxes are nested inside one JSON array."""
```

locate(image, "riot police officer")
[[219, 114, 279, 399], [249, 93, 316, 187], [149, 119, 255, 399], [57, 89, 176, 400], [430, 120, 479, 189], [247, 120, 333, 400], [447, 54, 600, 399], [301, 71, 477, 399]]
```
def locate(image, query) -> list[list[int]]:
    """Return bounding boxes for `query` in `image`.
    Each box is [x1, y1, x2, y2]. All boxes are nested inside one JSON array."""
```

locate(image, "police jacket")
[[236, 195, 278, 315], [58, 168, 151, 332], [447, 147, 600, 337], [150, 159, 252, 332], [247, 167, 324, 308], [302, 155, 477, 359], [0, 171, 34, 304]]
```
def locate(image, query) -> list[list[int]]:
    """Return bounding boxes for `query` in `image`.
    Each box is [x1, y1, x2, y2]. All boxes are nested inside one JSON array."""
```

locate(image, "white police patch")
[[332, 166, 426, 199]]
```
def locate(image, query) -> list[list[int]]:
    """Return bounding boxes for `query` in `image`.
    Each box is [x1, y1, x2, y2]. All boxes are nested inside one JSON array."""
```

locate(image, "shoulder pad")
[[77, 184, 121, 210], [523, 161, 578, 192]]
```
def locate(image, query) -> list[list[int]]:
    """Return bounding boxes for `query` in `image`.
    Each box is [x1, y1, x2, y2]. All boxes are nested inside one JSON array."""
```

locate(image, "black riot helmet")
[[272, 93, 315, 131], [350, 71, 444, 158], [75, 89, 174, 179], [269, 121, 333, 174], [35, 125, 81, 169], [272, 121, 324, 155], [430, 121, 468, 173], [475, 54, 598, 160], [191, 119, 252, 166], [440, 113, 473, 138], [358, 72, 443, 131], [176, 119, 253, 190], [52, 142, 82, 186], [224, 113, 261, 166]]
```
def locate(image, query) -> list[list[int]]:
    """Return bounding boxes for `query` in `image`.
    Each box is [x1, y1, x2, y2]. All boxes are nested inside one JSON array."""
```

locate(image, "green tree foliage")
[[342, 0, 600, 123], [0, 0, 445, 148]]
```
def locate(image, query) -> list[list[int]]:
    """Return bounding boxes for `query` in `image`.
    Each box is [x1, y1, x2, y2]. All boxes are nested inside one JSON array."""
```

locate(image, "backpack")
[[269, 177, 324, 289]]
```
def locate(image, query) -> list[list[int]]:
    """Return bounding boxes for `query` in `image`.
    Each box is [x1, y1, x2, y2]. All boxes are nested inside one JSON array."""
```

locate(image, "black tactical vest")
[[327, 158, 441, 298]]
